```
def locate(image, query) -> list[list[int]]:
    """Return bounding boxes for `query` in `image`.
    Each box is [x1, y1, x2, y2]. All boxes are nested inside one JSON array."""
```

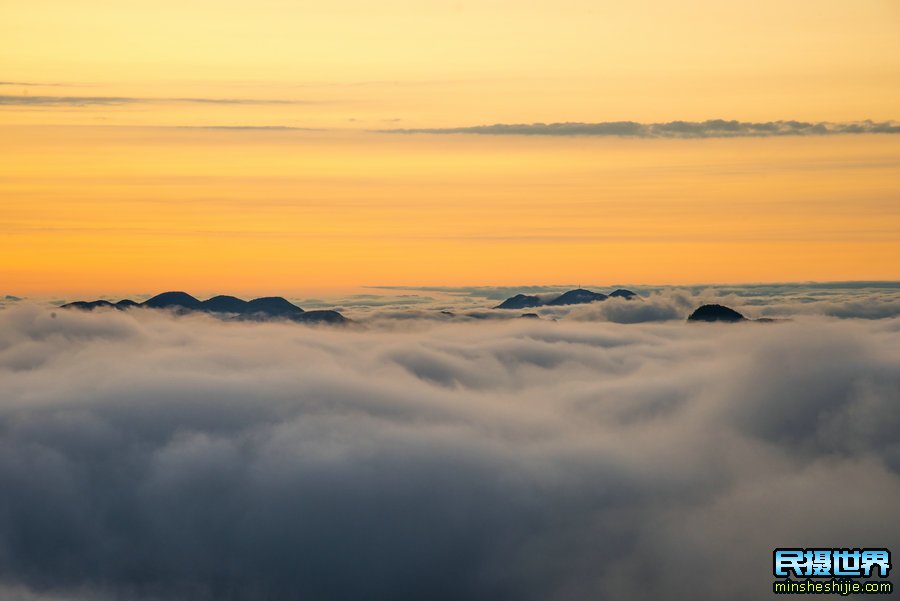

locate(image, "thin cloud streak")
[[0, 81, 70, 87], [0, 95, 315, 107], [382, 119, 900, 138], [171, 125, 323, 131]]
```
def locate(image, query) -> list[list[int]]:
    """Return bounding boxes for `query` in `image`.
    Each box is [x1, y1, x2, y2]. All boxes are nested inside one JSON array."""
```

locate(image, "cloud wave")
[[382, 119, 900, 138]]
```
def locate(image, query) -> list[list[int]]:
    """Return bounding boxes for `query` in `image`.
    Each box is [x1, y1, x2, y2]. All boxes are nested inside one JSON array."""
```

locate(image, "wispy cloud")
[[0, 81, 69, 87], [171, 125, 322, 131], [0, 95, 314, 107], [382, 119, 900, 138]]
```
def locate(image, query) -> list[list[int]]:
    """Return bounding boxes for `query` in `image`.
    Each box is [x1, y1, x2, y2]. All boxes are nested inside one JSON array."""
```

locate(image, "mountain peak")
[[202, 295, 249, 313], [494, 294, 541, 310], [687, 304, 746, 322], [245, 296, 304, 315], [545, 288, 608, 306], [142, 291, 203, 310]]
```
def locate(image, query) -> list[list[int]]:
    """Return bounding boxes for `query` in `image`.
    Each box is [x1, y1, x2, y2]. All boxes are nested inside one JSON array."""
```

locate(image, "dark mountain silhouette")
[[62, 292, 346, 324], [519, 313, 541, 319], [494, 294, 541, 309], [245, 296, 304, 317], [143, 291, 204, 310], [202, 295, 249, 313], [495, 287, 641, 309], [545, 288, 608, 306], [62, 299, 138, 311], [292, 310, 346, 324], [687, 304, 746, 322], [63, 300, 119, 311]]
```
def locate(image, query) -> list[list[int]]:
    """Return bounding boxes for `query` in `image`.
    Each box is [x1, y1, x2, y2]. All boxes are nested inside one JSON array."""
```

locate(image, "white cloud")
[[0, 305, 898, 600]]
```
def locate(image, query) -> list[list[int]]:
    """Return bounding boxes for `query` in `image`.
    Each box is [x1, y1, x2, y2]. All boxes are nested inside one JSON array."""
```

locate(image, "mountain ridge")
[[62, 291, 346, 324], [494, 287, 639, 309]]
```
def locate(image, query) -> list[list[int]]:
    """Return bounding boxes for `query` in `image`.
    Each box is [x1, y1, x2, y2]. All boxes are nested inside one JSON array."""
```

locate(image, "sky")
[[3, 5, 900, 597], [2, 0, 899, 295]]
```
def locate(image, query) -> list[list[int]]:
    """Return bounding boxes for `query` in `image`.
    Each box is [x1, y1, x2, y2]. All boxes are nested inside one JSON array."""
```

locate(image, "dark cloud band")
[[382, 119, 900, 138]]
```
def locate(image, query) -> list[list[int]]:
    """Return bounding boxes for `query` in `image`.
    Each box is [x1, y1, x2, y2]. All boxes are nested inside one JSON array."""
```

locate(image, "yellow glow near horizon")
[[1, 0, 899, 295], [3, 126, 898, 295]]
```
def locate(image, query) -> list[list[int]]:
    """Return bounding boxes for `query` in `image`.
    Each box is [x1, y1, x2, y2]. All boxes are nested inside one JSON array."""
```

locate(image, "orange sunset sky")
[[2, 0, 899, 296]]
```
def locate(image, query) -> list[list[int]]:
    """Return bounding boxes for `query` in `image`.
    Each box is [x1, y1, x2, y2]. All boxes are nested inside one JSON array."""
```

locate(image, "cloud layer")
[[1, 305, 899, 600], [383, 119, 900, 138]]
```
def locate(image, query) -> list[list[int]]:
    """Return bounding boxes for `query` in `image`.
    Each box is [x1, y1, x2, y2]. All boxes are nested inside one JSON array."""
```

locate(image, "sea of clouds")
[[347, 282, 900, 323], [1, 291, 899, 600]]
